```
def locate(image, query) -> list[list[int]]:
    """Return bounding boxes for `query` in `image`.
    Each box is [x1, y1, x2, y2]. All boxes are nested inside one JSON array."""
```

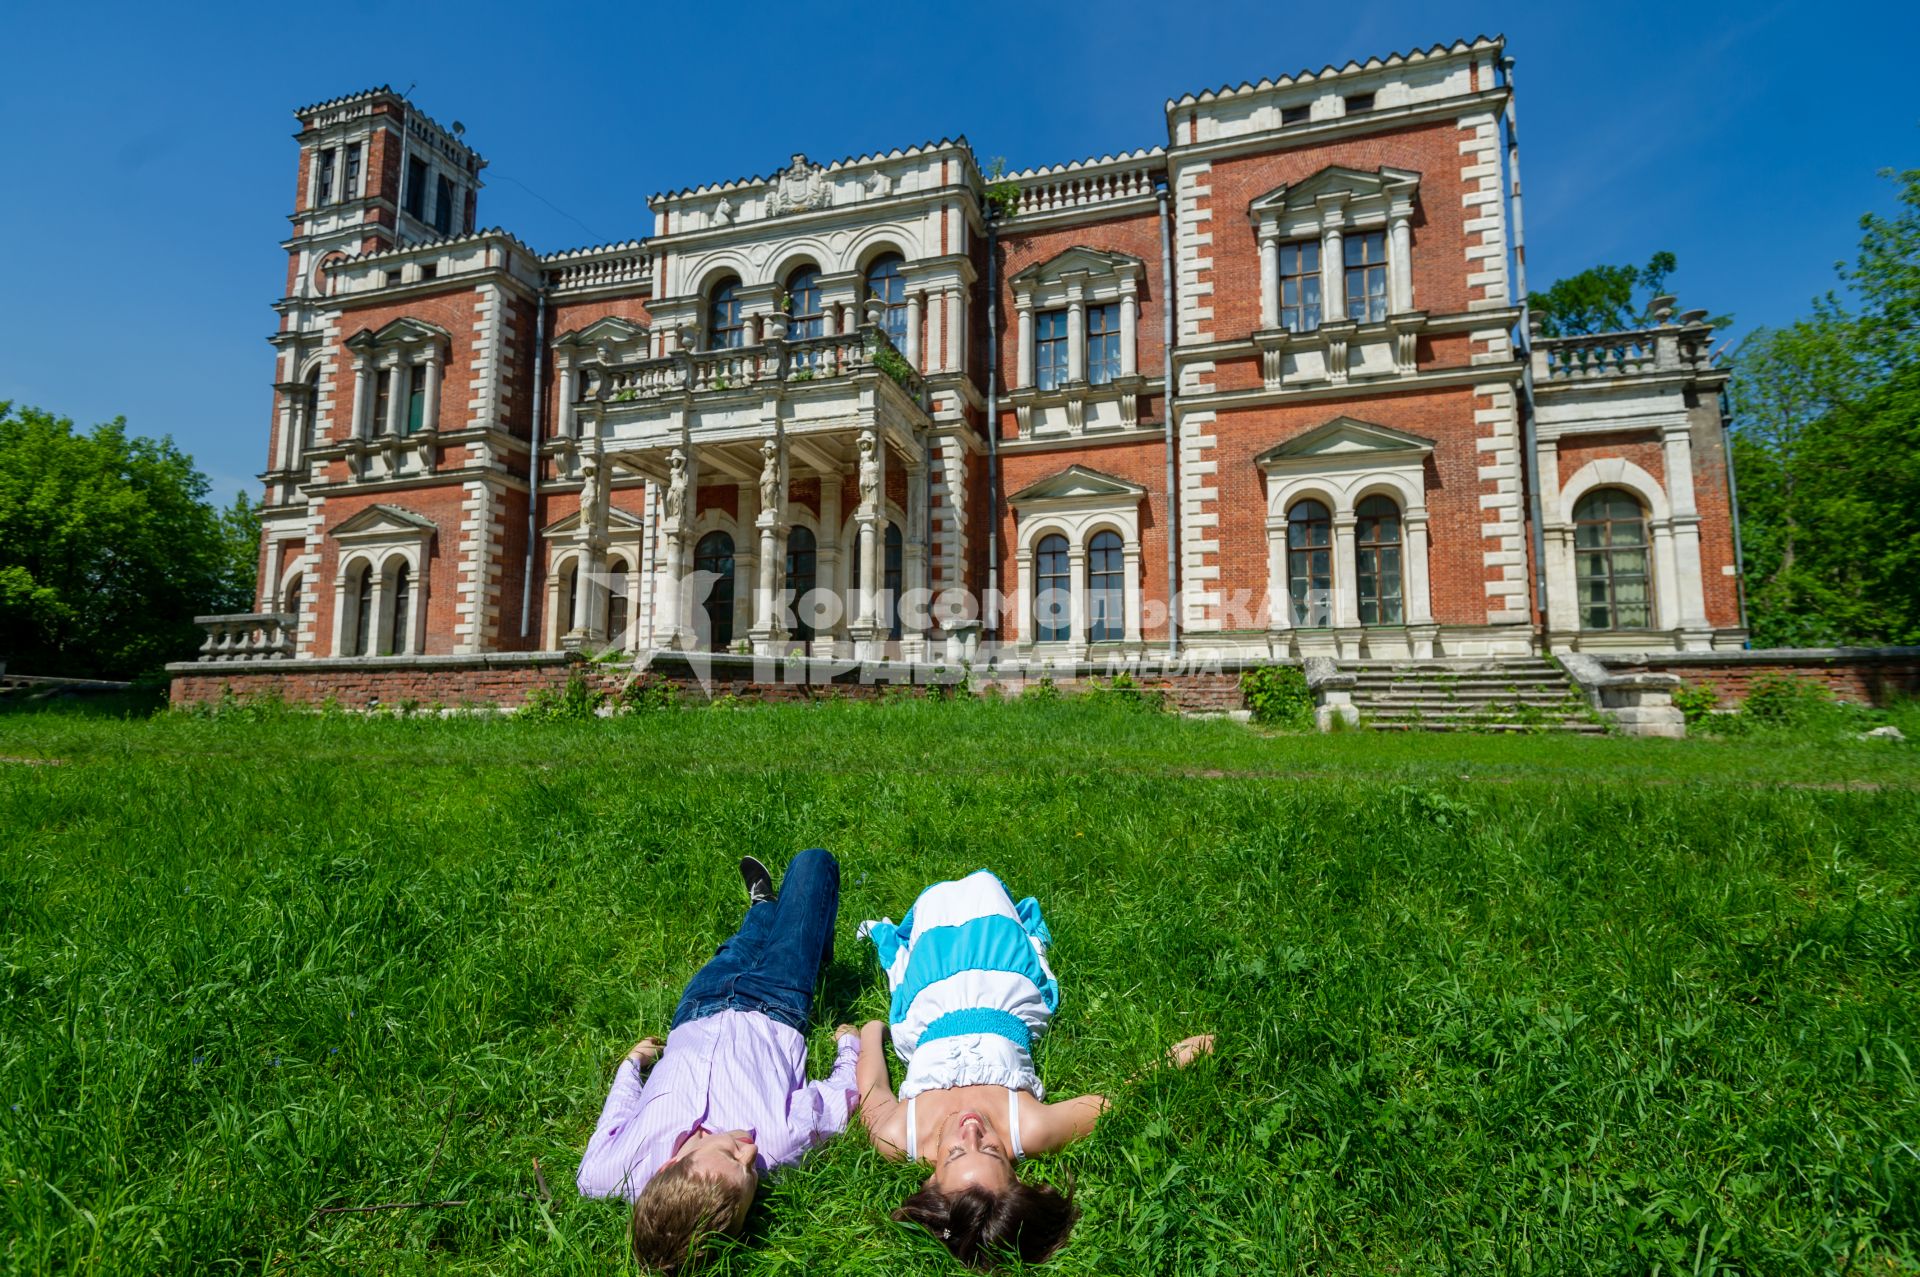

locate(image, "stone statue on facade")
[[713, 196, 734, 226], [663, 448, 689, 525], [578, 453, 608, 550], [759, 438, 782, 513], [857, 432, 879, 511]]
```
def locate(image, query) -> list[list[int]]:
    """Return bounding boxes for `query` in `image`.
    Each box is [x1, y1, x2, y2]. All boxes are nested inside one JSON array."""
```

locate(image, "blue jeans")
[[671, 848, 840, 1035]]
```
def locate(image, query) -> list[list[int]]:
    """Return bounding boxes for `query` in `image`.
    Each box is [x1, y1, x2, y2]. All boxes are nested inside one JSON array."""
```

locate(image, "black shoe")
[[740, 856, 776, 906]]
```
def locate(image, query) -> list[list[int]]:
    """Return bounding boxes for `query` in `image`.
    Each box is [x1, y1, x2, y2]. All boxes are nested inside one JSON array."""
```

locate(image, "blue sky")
[[1, 1, 1915, 501]]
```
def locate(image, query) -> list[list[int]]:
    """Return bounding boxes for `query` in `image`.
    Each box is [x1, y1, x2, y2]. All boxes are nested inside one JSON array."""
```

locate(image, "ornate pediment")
[[346, 316, 452, 352], [554, 316, 649, 349], [767, 154, 833, 216], [1010, 246, 1144, 288], [330, 503, 438, 542], [1008, 464, 1148, 509], [541, 506, 648, 538], [1249, 165, 1420, 221], [1256, 417, 1435, 467]]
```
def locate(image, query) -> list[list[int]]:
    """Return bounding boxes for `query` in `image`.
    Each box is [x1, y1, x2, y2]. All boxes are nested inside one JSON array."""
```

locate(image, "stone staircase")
[[1346, 657, 1606, 733]]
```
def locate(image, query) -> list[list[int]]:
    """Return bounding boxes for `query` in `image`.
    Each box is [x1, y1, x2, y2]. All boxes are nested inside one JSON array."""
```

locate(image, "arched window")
[[284, 572, 303, 622], [695, 530, 736, 648], [1574, 488, 1652, 630], [302, 369, 320, 452], [1287, 500, 1333, 628], [707, 277, 744, 349], [785, 526, 818, 643], [350, 561, 373, 656], [864, 253, 907, 347], [1035, 533, 1071, 642], [564, 561, 580, 631], [1087, 530, 1124, 642], [786, 266, 823, 340], [608, 560, 630, 649], [1354, 495, 1404, 625], [386, 562, 411, 655]]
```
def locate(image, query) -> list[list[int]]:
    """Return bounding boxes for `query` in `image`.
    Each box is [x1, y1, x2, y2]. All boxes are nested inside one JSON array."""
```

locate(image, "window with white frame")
[[1087, 530, 1124, 640], [1010, 247, 1144, 397], [1034, 534, 1071, 642], [1279, 240, 1322, 332], [1344, 231, 1389, 324], [1034, 310, 1069, 390], [1251, 166, 1419, 334], [344, 318, 449, 442], [1086, 303, 1121, 385]]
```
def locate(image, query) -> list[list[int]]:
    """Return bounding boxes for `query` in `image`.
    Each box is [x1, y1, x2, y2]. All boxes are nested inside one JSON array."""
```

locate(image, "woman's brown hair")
[[892, 1179, 1079, 1269]]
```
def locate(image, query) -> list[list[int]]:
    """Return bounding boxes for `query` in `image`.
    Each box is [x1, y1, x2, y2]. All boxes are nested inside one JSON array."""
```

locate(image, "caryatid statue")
[[759, 438, 782, 514], [857, 432, 879, 513], [662, 448, 689, 526]]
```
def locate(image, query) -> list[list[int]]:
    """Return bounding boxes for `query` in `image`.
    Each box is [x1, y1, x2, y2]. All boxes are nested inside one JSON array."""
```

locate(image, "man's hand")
[[1166, 1034, 1216, 1068], [626, 1036, 665, 1070]]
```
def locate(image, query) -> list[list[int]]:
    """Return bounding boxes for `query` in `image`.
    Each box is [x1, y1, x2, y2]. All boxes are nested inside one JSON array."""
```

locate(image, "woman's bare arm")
[[855, 1020, 908, 1161], [1022, 1033, 1217, 1155]]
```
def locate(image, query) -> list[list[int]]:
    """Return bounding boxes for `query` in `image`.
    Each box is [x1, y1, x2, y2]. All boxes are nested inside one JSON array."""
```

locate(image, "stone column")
[[1066, 545, 1088, 659], [1333, 511, 1360, 629], [1319, 194, 1349, 324], [1016, 300, 1033, 389], [1265, 518, 1293, 636], [945, 288, 964, 373], [1066, 285, 1086, 384], [909, 292, 927, 370], [1123, 540, 1143, 643], [1661, 424, 1711, 634], [750, 435, 788, 655], [851, 429, 883, 657], [735, 479, 759, 647], [351, 356, 374, 441], [1388, 199, 1415, 314], [656, 447, 695, 649], [1405, 510, 1433, 625], [1651, 521, 1679, 632], [901, 458, 929, 660], [1259, 232, 1280, 329], [557, 363, 577, 439], [420, 350, 442, 434], [382, 363, 404, 438], [1120, 280, 1139, 377]]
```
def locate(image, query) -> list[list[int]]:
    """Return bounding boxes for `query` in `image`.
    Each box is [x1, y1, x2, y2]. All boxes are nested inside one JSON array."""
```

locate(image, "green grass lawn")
[[2, 701, 1917, 1274]]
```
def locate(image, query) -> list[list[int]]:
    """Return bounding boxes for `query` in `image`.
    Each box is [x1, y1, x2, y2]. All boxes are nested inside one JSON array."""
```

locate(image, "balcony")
[[1533, 317, 1717, 384], [192, 613, 296, 662]]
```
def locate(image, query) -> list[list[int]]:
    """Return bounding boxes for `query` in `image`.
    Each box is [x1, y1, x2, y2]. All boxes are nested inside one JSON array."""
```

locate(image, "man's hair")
[[892, 1178, 1079, 1269], [629, 1158, 748, 1273]]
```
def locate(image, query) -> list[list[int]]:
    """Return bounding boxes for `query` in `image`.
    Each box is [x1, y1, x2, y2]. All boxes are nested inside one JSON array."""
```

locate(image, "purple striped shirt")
[[576, 1010, 861, 1202]]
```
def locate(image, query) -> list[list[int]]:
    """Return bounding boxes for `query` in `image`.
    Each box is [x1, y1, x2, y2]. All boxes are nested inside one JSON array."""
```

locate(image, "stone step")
[[1352, 674, 1570, 690], [1356, 694, 1583, 710], [1366, 719, 1608, 734]]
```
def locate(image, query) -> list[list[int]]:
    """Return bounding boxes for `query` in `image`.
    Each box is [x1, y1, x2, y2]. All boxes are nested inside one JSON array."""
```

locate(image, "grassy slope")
[[1, 702, 1916, 1274]]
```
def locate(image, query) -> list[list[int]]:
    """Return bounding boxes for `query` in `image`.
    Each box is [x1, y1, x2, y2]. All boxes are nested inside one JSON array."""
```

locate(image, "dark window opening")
[[695, 531, 736, 648], [1282, 105, 1310, 126], [434, 175, 454, 235], [1088, 530, 1124, 641], [864, 253, 908, 347], [1288, 500, 1333, 628], [405, 156, 428, 219], [316, 148, 336, 205], [785, 526, 818, 643], [1035, 533, 1071, 642], [343, 142, 361, 201], [1345, 92, 1376, 115]]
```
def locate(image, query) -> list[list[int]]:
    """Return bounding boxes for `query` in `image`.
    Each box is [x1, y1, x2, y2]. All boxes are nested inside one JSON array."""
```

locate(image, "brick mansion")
[[217, 35, 1744, 677]]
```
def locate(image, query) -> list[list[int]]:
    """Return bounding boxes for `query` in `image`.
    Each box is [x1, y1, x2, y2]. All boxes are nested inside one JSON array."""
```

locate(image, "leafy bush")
[[1084, 670, 1165, 711], [519, 671, 603, 721], [619, 674, 680, 713], [1241, 664, 1313, 730], [1021, 676, 1060, 703], [1670, 681, 1721, 726]]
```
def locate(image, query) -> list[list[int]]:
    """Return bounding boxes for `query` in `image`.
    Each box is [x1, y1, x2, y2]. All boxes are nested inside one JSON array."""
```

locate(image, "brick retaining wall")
[[1596, 648, 1920, 709]]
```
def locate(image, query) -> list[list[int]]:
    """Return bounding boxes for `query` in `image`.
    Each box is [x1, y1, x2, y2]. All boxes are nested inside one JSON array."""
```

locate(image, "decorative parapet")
[[1558, 651, 1684, 737], [195, 613, 297, 662], [542, 241, 651, 295], [999, 150, 1165, 222], [1533, 320, 1718, 385], [596, 324, 925, 405]]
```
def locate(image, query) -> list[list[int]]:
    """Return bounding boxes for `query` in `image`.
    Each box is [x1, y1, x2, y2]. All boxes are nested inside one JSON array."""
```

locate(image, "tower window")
[[343, 142, 361, 201], [405, 157, 428, 219], [315, 148, 336, 205], [1345, 92, 1375, 115], [1282, 105, 1310, 126], [434, 175, 454, 235]]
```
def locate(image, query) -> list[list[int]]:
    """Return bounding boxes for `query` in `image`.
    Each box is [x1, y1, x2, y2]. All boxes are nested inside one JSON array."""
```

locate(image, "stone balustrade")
[[1533, 322, 1717, 383], [598, 325, 925, 405], [543, 244, 650, 293], [195, 613, 297, 662], [1006, 156, 1161, 219]]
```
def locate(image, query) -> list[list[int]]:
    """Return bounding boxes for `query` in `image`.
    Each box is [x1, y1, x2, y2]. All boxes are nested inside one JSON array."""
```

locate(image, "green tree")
[[0, 403, 253, 678], [1730, 167, 1920, 646], [1528, 251, 1731, 337]]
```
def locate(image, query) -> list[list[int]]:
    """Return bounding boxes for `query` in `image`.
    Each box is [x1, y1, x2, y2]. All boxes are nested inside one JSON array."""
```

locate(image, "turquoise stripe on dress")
[[920, 1008, 1032, 1049], [889, 914, 1060, 1025]]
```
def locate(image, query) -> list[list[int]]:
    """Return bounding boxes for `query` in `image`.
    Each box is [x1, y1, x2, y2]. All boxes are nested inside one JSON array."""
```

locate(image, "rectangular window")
[[405, 157, 428, 218], [383, 270, 401, 288], [1345, 92, 1375, 115], [373, 366, 393, 433], [420, 263, 438, 281], [342, 142, 361, 201], [315, 148, 336, 205], [405, 365, 426, 434], [1034, 309, 1069, 391], [1086, 303, 1121, 385], [1345, 230, 1388, 323], [1279, 239, 1321, 332], [1281, 105, 1310, 126], [434, 175, 454, 235]]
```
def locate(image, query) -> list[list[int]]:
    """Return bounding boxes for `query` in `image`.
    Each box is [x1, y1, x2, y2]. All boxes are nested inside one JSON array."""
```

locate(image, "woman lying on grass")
[[856, 870, 1213, 1269]]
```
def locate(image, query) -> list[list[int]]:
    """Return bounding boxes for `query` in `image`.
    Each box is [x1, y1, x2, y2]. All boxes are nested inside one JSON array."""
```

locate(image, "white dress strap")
[[1007, 1086, 1024, 1160], [905, 1095, 918, 1162]]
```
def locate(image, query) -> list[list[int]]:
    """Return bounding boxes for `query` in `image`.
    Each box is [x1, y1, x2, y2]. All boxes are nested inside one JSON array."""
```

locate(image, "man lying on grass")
[[577, 848, 861, 1272]]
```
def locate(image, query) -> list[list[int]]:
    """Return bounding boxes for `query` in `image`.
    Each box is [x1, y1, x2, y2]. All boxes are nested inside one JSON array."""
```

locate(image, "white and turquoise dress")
[[859, 870, 1058, 1147]]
